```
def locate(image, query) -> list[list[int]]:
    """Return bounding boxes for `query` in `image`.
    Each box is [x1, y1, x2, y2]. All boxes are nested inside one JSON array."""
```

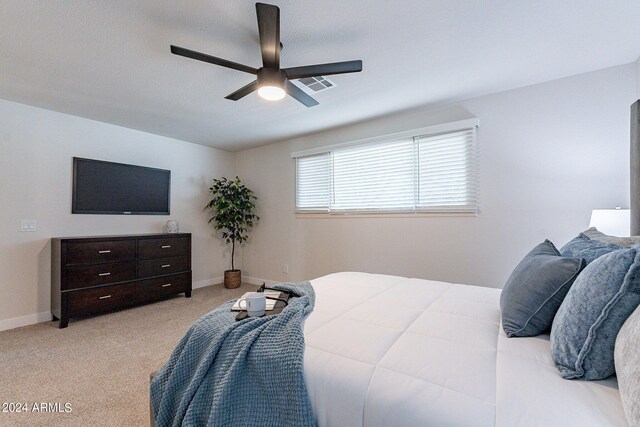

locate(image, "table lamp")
[[589, 207, 630, 236]]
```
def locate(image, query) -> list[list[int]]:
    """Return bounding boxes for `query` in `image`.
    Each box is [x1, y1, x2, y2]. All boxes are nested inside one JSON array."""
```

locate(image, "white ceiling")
[[1, 1, 639, 151]]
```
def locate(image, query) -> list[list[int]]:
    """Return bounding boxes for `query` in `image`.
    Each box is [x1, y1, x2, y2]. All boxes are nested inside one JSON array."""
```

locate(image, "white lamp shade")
[[589, 209, 630, 236]]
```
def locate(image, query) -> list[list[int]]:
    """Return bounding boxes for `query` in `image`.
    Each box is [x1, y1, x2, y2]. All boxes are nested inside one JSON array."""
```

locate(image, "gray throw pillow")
[[582, 227, 640, 248], [550, 247, 640, 380], [559, 233, 621, 264], [615, 305, 640, 426], [500, 240, 585, 338]]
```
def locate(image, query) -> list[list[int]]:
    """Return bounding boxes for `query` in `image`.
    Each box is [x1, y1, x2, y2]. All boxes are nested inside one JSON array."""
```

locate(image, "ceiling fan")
[[170, 2, 363, 107]]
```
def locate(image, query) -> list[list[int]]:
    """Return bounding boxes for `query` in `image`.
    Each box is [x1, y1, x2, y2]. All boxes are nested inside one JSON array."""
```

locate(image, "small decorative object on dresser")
[[166, 220, 179, 233], [51, 233, 192, 328]]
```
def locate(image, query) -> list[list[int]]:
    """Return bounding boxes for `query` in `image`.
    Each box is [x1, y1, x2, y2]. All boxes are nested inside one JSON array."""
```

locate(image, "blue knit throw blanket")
[[150, 282, 316, 427]]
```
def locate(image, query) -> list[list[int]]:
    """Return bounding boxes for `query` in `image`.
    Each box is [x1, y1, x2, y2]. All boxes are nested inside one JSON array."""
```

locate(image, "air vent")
[[291, 76, 336, 95]]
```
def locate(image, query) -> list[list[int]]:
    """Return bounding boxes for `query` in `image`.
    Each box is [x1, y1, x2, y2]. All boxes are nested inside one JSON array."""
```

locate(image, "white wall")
[[2, 61, 637, 330], [0, 99, 235, 330], [236, 63, 637, 288]]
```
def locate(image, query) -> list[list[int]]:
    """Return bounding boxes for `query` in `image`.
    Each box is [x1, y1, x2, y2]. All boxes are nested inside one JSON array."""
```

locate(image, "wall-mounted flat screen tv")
[[72, 157, 171, 215]]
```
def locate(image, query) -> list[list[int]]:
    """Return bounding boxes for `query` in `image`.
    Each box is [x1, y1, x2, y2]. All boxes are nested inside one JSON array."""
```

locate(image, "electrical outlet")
[[283, 264, 289, 274], [20, 219, 37, 232]]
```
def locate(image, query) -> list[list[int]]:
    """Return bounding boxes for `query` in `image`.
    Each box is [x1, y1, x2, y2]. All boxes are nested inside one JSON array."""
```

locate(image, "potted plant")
[[205, 176, 259, 289]]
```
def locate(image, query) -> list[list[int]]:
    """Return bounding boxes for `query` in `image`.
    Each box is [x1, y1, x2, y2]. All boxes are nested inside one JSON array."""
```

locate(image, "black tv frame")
[[72, 157, 171, 215]]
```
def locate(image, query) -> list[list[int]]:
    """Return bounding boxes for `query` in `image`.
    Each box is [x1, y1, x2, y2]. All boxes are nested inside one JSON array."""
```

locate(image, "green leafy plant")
[[205, 176, 258, 271]]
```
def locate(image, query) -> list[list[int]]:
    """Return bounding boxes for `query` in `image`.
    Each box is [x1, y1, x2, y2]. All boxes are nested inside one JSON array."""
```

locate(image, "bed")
[[303, 272, 628, 427]]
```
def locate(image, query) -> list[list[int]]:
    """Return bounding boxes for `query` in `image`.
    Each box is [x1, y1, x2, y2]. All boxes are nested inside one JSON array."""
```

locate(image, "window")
[[294, 120, 478, 215]]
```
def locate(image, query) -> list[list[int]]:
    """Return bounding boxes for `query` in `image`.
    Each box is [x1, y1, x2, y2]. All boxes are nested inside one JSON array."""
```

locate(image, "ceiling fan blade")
[[284, 60, 363, 79], [170, 45, 257, 75], [286, 81, 319, 107], [225, 80, 259, 101], [256, 3, 280, 69]]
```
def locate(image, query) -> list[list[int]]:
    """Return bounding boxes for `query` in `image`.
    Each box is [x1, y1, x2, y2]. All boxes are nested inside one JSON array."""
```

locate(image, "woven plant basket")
[[224, 269, 241, 289]]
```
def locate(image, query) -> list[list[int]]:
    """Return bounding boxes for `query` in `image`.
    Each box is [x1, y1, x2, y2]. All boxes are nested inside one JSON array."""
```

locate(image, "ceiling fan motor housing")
[[258, 68, 287, 90]]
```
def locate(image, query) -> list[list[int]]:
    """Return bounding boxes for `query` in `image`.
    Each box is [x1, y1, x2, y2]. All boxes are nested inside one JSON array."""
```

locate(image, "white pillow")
[[615, 304, 640, 426]]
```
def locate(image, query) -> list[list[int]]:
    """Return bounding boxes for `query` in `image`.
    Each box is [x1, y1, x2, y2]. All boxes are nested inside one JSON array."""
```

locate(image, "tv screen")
[[72, 157, 170, 215]]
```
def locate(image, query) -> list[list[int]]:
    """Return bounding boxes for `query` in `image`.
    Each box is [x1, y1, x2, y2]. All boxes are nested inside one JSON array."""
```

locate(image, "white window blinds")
[[295, 153, 330, 212], [333, 139, 415, 212], [294, 124, 478, 215], [416, 129, 478, 213]]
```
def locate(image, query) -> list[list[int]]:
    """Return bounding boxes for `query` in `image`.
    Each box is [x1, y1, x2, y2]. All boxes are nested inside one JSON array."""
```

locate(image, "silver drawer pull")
[[98, 272, 111, 277], [161, 264, 171, 268], [99, 295, 112, 300], [98, 250, 111, 254], [161, 245, 171, 249], [162, 283, 172, 287]]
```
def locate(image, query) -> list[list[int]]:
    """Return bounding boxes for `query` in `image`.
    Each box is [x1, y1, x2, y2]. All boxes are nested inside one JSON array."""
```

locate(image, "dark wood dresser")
[[51, 233, 192, 328]]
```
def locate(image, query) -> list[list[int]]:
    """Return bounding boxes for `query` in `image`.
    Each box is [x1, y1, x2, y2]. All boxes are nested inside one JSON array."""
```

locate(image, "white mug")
[[238, 292, 266, 317]]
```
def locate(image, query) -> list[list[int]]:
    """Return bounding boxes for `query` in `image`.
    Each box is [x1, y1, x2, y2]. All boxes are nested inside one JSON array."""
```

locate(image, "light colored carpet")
[[0, 283, 255, 427]]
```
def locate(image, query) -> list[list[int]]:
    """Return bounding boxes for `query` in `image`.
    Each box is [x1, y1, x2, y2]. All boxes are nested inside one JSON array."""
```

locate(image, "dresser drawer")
[[65, 240, 136, 264], [138, 236, 190, 259], [138, 255, 190, 278], [64, 261, 136, 290], [138, 272, 191, 301], [66, 282, 138, 316]]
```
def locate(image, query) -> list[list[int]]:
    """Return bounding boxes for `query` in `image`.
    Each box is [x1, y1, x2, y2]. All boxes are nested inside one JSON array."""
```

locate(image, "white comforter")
[[303, 272, 627, 427]]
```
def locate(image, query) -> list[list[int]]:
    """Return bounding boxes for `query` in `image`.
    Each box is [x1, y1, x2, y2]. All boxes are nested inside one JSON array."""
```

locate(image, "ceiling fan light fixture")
[[258, 84, 286, 101], [256, 67, 287, 101]]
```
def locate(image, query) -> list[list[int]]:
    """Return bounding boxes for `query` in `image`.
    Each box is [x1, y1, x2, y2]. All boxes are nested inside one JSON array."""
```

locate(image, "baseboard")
[[196, 275, 275, 288], [0, 311, 52, 332], [192, 276, 224, 290]]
